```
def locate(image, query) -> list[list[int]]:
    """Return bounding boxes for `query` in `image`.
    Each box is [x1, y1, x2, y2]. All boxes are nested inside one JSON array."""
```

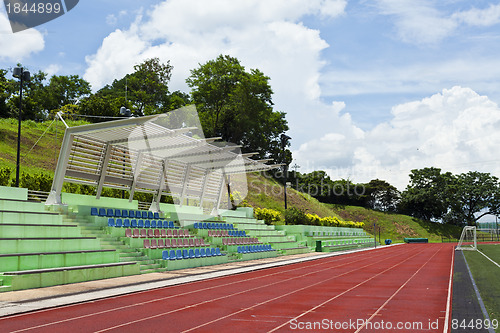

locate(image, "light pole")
[[12, 67, 30, 188], [280, 133, 291, 211]]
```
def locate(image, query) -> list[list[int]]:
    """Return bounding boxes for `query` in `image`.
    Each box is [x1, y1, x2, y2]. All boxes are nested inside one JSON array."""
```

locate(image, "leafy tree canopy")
[[187, 54, 288, 160]]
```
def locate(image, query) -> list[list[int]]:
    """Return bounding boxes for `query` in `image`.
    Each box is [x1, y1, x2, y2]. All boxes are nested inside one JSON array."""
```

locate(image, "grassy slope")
[[244, 172, 460, 243], [0, 118, 89, 175], [2, 119, 459, 243]]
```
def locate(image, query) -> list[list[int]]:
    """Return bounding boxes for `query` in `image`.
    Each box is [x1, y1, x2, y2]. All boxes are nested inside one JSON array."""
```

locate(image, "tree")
[[44, 74, 91, 112], [125, 58, 173, 116], [186, 55, 288, 159], [444, 171, 500, 226], [398, 167, 452, 221], [78, 92, 124, 122], [365, 179, 400, 212], [0, 69, 14, 118], [7, 69, 48, 121]]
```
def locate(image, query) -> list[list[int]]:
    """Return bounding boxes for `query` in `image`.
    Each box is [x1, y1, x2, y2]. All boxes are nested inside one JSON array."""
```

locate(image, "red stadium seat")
[[160, 229, 166, 238], [143, 239, 150, 248]]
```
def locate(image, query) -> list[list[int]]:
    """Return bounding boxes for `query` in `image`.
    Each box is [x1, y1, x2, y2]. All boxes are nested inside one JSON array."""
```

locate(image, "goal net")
[[456, 226, 477, 251]]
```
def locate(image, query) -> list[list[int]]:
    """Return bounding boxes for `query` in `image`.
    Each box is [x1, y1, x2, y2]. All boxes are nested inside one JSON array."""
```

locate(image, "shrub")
[[255, 207, 283, 225], [16, 172, 53, 192], [284, 207, 308, 225], [0, 167, 12, 186]]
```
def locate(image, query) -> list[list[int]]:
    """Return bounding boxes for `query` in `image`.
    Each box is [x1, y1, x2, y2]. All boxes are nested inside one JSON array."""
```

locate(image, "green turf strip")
[[463, 244, 500, 332]]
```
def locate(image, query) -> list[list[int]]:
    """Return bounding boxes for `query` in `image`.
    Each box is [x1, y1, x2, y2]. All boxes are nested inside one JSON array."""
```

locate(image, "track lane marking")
[[183, 247, 429, 332], [266, 246, 437, 332], [97, 249, 411, 333], [5, 248, 400, 332], [353, 245, 444, 332]]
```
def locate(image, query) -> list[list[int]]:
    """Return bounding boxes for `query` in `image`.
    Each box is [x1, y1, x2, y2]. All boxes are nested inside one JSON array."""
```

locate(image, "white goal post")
[[456, 226, 477, 251]]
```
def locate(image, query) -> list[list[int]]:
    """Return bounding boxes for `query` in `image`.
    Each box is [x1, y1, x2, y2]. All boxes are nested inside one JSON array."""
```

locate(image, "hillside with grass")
[[1, 119, 460, 243], [243, 171, 461, 243]]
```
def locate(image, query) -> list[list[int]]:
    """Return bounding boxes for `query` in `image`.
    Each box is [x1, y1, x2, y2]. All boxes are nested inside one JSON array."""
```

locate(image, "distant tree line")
[[284, 167, 500, 226]]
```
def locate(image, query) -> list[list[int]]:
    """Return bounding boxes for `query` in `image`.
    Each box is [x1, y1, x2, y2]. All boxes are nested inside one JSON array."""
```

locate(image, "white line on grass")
[[477, 249, 500, 268]]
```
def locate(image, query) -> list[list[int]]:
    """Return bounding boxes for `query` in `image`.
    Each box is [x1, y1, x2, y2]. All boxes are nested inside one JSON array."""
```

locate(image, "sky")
[[2, 0, 500, 190]]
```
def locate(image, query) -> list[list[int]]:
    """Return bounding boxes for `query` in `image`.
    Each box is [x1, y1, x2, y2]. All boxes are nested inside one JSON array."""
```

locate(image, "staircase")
[[63, 214, 165, 274], [222, 213, 310, 255]]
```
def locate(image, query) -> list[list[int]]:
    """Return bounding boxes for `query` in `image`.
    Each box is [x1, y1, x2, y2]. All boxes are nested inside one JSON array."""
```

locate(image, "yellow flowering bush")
[[254, 207, 283, 225]]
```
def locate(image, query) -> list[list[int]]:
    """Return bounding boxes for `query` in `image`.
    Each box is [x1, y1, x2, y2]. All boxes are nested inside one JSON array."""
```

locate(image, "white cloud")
[[373, 0, 457, 44], [83, 0, 345, 97], [373, 1, 500, 45], [0, 14, 45, 62], [295, 86, 500, 189], [453, 3, 500, 27], [44, 64, 61, 77]]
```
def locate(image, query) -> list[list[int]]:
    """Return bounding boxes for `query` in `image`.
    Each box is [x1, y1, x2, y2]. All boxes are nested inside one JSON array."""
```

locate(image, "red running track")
[[0, 243, 455, 333]]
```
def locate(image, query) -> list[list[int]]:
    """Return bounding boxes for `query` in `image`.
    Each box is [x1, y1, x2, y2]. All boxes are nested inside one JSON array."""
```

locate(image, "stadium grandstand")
[[0, 107, 372, 292]]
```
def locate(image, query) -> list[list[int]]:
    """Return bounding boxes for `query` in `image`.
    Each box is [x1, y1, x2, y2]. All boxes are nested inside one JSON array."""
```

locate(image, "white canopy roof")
[[45, 106, 279, 212]]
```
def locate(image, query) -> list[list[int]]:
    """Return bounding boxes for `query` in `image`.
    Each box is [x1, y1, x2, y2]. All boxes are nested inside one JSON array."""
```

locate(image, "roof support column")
[[198, 169, 210, 209], [45, 133, 74, 205], [96, 143, 113, 199], [129, 152, 143, 202], [179, 164, 191, 207], [211, 171, 226, 216], [151, 159, 167, 212]]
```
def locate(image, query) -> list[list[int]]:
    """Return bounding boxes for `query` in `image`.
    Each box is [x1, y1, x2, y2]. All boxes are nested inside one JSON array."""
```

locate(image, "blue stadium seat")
[[195, 248, 201, 258], [106, 208, 114, 217], [91, 207, 98, 216], [114, 209, 121, 217], [194, 223, 199, 229], [153, 212, 160, 219], [215, 248, 222, 256], [211, 248, 217, 256], [135, 211, 142, 218], [237, 246, 242, 254], [129, 210, 135, 218], [98, 208, 106, 216], [168, 250, 177, 260], [144, 220, 151, 228], [123, 219, 130, 228], [205, 248, 212, 257], [142, 211, 148, 219], [115, 218, 123, 228], [162, 250, 169, 260], [147, 211, 153, 219], [121, 209, 128, 218], [168, 221, 175, 229], [200, 248, 206, 257], [182, 249, 189, 259], [162, 220, 169, 228], [188, 249, 195, 259], [151, 220, 157, 228], [138, 220, 144, 228], [107, 218, 115, 227], [131, 219, 137, 228]]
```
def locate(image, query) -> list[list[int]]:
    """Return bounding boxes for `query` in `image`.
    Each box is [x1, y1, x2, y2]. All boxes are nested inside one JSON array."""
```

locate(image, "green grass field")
[[464, 243, 500, 331]]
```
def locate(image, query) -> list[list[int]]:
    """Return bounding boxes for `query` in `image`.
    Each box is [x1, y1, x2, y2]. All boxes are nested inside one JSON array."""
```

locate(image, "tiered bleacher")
[[0, 187, 139, 292], [275, 224, 374, 252], [0, 187, 374, 292]]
